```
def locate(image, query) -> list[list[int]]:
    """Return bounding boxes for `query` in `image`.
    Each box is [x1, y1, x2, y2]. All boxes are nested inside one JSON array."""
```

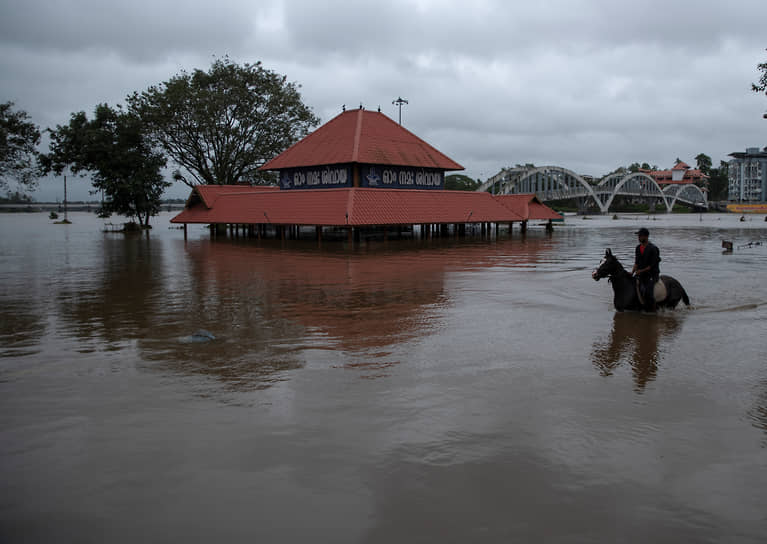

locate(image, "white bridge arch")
[[479, 166, 708, 213]]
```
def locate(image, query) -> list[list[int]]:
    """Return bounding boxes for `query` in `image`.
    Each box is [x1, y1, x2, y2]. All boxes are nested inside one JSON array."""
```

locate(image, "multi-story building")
[[728, 147, 767, 202]]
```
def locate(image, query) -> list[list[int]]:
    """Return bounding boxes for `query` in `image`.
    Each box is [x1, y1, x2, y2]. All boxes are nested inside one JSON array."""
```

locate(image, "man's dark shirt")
[[635, 242, 661, 280]]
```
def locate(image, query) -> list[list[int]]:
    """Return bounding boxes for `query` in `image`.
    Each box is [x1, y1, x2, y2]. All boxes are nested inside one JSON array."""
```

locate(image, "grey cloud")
[[273, 0, 764, 63], [0, 0, 255, 61], [1, 0, 765, 201]]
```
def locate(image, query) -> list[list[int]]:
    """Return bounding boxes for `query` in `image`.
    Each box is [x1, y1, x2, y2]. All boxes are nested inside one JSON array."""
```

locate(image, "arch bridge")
[[478, 166, 708, 213]]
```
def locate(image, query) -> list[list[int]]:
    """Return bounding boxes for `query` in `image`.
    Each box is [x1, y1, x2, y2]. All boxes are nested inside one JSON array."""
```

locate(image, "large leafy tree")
[[128, 58, 320, 187], [0, 101, 41, 194], [41, 104, 169, 227], [752, 49, 767, 118], [694, 153, 712, 176]]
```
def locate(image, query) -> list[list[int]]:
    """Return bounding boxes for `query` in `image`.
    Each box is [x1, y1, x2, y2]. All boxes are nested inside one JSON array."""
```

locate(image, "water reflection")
[[53, 234, 520, 388], [0, 300, 46, 359], [160, 236, 561, 383], [56, 233, 164, 349], [51, 234, 308, 391], [180, 241, 452, 350], [178, 235, 564, 352], [591, 312, 683, 391]]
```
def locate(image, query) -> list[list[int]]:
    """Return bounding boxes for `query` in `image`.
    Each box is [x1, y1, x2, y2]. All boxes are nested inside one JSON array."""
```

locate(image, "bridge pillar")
[[577, 197, 590, 215]]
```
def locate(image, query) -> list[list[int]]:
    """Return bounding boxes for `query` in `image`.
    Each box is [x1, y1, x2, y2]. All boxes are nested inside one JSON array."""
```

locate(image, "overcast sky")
[[1, 0, 765, 201]]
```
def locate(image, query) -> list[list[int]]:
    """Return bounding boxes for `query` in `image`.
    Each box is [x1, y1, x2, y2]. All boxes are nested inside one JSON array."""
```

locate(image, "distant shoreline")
[[0, 203, 185, 213]]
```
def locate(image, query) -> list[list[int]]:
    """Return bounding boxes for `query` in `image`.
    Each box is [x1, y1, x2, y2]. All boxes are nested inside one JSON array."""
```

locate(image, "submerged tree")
[[128, 57, 320, 187], [41, 104, 169, 227], [0, 101, 41, 194]]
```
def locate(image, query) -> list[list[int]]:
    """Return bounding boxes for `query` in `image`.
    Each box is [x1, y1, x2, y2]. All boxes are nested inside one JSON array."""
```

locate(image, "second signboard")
[[278, 165, 445, 190]]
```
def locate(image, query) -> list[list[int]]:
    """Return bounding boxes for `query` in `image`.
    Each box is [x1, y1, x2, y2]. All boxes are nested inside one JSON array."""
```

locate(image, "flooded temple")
[[171, 107, 560, 240]]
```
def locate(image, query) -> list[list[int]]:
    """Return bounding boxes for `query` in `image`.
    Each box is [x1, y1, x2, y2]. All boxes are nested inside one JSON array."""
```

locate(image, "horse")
[[592, 249, 690, 312]]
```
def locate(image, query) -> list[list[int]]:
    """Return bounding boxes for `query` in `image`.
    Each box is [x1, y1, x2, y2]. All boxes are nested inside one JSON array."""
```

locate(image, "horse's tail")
[[680, 285, 690, 306]]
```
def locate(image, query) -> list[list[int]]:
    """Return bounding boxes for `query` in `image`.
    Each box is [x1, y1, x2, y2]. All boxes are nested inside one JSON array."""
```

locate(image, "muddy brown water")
[[1, 211, 766, 543]]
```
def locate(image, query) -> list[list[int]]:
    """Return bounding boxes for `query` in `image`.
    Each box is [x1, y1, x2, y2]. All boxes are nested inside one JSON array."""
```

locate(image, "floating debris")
[[737, 241, 763, 250], [179, 329, 216, 344], [722, 239, 763, 253]]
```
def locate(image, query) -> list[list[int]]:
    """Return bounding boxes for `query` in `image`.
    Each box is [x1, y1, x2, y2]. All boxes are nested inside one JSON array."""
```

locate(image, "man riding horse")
[[631, 227, 661, 312]]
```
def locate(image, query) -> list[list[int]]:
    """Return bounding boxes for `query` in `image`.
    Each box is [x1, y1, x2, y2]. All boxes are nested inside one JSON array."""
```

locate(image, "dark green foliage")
[[445, 174, 480, 191], [695, 153, 712, 175], [41, 104, 169, 227], [128, 57, 320, 187], [627, 162, 657, 173], [707, 161, 729, 201], [0, 101, 41, 193], [753, 50, 767, 118], [752, 49, 767, 95]]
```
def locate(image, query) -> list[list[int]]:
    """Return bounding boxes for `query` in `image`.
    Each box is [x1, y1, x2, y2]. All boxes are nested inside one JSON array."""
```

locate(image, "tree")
[[707, 161, 729, 201], [0, 101, 41, 194], [128, 58, 320, 187], [694, 153, 712, 175], [41, 104, 169, 227], [445, 174, 480, 191], [752, 49, 767, 118]]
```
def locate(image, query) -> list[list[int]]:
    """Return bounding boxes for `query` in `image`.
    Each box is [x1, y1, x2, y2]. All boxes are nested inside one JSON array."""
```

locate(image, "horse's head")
[[592, 248, 620, 281]]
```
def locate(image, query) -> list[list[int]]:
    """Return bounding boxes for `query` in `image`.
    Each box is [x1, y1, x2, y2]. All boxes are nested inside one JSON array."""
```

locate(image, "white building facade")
[[727, 147, 767, 202], [728, 147, 767, 202]]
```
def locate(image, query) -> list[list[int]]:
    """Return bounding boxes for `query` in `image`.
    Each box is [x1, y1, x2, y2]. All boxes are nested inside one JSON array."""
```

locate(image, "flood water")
[[1, 211, 766, 543]]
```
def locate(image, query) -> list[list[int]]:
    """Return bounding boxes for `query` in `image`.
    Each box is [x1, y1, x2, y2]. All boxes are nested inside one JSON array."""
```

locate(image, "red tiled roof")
[[348, 189, 522, 225], [191, 184, 279, 208], [260, 109, 464, 171], [647, 168, 708, 185], [672, 161, 690, 170], [171, 187, 524, 226], [528, 200, 564, 221], [492, 194, 562, 221]]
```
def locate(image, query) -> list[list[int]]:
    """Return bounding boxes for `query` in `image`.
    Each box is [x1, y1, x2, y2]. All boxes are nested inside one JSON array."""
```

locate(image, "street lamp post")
[[63, 174, 68, 222], [392, 97, 408, 125]]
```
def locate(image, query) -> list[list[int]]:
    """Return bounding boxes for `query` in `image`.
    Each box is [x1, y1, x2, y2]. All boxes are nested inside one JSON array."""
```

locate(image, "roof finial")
[[342, 104, 345, 112], [377, 105, 381, 112], [359, 103, 363, 110]]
